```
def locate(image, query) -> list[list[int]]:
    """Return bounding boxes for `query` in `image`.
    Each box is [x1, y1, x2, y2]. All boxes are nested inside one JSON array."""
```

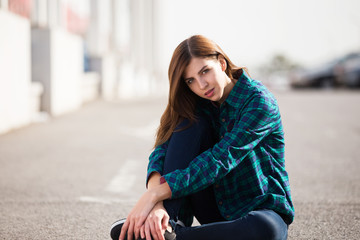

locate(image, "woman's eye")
[[202, 69, 209, 74], [186, 79, 193, 85]]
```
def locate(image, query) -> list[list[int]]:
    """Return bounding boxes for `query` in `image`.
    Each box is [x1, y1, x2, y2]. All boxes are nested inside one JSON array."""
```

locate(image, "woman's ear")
[[218, 55, 227, 71]]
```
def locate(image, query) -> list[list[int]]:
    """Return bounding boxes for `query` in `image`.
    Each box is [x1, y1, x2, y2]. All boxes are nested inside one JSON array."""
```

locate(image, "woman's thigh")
[[176, 209, 288, 240]]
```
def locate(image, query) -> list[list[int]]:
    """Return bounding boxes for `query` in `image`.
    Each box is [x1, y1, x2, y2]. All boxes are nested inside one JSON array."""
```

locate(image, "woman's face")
[[183, 56, 234, 103]]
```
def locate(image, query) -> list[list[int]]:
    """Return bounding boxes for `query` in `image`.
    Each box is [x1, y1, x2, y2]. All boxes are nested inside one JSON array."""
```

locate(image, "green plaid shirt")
[[147, 71, 294, 224]]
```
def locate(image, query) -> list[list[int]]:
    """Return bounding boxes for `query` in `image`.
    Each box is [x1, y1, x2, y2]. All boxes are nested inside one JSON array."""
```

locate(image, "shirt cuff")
[[160, 176, 166, 185]]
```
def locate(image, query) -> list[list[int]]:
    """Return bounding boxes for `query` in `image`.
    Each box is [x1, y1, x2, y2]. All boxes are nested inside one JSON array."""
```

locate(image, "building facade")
[[0, 0, 167, 134]]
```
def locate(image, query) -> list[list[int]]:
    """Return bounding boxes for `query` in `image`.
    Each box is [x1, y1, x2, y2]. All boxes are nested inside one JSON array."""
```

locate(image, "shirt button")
[[218, 201, 223, 205], [222, 118, 226, 122], [220, 135, 224, 139], [226, 215, 231, 219], [215, 184, 219, 188]]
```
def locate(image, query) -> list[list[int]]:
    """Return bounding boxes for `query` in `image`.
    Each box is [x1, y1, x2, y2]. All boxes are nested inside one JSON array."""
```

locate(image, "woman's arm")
[[150, 180, 172, 201], [144, 172, 171, 240], [147, 172, 161, 189], [146, 141, 169, 187]]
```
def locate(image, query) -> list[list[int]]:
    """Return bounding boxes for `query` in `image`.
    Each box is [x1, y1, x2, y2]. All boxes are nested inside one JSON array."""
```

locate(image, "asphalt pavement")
[[0, 89, 359, 239]]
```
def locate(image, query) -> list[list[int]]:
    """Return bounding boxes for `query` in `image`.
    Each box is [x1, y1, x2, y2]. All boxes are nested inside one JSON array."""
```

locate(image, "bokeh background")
[[1, 0, 360, 132], [0, 0, 359, 239]]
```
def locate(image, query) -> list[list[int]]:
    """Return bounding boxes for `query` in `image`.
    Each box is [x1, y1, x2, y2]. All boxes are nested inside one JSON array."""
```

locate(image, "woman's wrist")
[[148, 181, 172, 203], [146, 188, 160, 205], [154, 200, 164, 209]]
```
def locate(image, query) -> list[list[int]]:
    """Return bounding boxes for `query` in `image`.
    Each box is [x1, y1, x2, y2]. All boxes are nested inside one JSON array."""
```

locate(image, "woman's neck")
[[217, 77, 236, 105]]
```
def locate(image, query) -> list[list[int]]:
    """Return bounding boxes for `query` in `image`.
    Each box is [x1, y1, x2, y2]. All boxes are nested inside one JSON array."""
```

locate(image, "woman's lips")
[[205, 88, 215, 97]]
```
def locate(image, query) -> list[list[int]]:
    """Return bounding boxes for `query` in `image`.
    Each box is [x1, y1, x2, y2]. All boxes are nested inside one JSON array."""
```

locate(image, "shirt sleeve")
[[162, 91, 282, 199], [146, 140, 169, 187]]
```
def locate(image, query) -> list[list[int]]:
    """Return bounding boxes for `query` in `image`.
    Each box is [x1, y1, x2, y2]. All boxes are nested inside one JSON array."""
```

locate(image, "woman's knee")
[[246, 210, 288, 240], [174, 115, 211, 136]]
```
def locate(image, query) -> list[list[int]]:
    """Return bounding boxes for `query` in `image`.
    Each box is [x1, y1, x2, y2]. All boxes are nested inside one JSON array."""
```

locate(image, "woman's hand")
[[119, 180, 172, 240], [119, 190, 157, 240], [140, 201, 169, 240]]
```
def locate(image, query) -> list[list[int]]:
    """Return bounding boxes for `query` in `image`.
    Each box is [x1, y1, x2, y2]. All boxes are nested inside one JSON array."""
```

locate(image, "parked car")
[[290, 53, 360, 88], [335, 54, 360, 88]]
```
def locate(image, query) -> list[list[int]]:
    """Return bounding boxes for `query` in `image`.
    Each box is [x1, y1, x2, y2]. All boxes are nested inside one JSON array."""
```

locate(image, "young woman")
[[110, 35, 294, 240]]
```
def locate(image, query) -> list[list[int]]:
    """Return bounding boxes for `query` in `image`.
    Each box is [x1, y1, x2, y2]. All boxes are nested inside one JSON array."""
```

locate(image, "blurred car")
[[290, 53, 360, 88], [335, 54, 360, 88]]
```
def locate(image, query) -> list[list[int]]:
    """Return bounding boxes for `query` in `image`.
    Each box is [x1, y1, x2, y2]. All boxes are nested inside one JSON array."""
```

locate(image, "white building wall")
[[85, 0, 167, 100], [0, 0, 168, 134], [150, 0, 169, 95], [89, 54, 117, 100], [113, 0, 130, 52], [0, 0, 8, 9], [86, 0, 111, 56], [31, 0, 49, 28], [51, 29, 83, 115], [32, 28, 83, 116], [0, 10, 31, 134], [117, 0, 152, 99], [86, 0, 118, 100]]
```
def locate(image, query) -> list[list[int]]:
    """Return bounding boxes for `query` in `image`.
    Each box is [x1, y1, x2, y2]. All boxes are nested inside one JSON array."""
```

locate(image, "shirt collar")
[[223, 69, 253, 107]]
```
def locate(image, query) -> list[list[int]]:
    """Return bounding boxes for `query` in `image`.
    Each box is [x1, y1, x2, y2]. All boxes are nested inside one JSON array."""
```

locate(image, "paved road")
[[0, 90, 359, 239]]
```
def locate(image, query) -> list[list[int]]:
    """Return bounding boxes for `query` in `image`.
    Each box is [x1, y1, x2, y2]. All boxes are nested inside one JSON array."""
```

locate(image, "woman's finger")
[[134, 215, 147, 240], [162, 213, 170, 232], [149, 219, 159, 240], [119, 219, 130, 240], [127, 219, 135, 240], [134, 219, 141, 240], [145, 221, 152, 240], [140, 224, 145, 240], [155, 216, 165, 240]]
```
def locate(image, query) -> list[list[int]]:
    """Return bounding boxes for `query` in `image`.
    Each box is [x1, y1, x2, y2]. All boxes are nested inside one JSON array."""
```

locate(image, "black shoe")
[[110, 218, 147, 240], [110, 218, 126, 240], [110, 218, 183, 240]]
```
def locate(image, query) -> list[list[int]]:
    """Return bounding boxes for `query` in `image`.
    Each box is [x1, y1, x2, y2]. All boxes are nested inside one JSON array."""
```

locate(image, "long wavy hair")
[[154, 35, 246, 147]]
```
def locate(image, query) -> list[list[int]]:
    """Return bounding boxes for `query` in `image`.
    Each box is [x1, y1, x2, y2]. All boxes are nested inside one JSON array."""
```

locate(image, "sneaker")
[[163, 225, 176, 240], [110, 218, 184, 240], [164, 219, 185, 240], [110, 219, 145, 240], [110, 218, 126, 240]]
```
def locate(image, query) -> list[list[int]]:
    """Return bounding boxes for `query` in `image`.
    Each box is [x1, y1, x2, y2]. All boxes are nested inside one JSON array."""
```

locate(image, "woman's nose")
[[198, 78, 208, 89]]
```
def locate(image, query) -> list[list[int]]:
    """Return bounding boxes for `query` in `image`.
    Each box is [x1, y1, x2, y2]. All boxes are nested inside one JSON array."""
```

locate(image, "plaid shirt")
[[147, 71, 294, 225]]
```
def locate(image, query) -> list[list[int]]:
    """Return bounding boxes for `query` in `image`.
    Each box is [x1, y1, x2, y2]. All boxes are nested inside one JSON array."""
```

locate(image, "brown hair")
[[154, 35, 246, 147]]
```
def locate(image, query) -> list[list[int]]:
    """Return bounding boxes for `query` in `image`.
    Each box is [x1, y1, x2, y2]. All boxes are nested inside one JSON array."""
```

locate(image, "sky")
[[159, 0, 360, 70]]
